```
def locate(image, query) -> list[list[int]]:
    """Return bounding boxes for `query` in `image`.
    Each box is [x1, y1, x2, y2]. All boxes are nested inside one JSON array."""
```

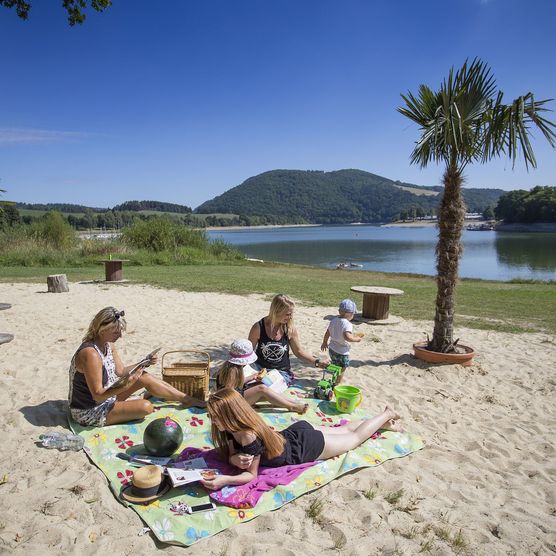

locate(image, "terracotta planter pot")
[[412, 341, 475, 367]]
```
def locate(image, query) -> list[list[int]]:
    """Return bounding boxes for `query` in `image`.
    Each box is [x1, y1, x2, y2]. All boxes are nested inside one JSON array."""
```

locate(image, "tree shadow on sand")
[[351, 354, 427, 369]]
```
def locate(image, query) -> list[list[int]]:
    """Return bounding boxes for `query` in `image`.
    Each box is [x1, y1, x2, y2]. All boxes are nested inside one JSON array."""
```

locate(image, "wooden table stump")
[[47, 274, 69, 293], [100, 259, 129, 282], [350, 286, 404, 324]]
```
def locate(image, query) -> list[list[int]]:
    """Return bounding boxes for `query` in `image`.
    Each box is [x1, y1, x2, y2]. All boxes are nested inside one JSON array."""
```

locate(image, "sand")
[[0, 281, 554, 555]]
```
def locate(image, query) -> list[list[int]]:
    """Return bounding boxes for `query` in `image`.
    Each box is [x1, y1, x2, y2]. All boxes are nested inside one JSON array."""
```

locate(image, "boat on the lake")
[[336, 262, 363, 269], [466, 223, 495, 231]]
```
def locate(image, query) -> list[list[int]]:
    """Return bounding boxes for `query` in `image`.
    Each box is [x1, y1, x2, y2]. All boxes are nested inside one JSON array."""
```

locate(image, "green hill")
[[112, 200, 192, 213], [195, 169, 504, 223], [15, 202, 106, 213]]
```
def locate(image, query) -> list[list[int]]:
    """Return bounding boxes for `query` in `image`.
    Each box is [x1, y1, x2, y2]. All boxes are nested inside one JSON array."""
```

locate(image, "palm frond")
[[398, 58, 556, 171]]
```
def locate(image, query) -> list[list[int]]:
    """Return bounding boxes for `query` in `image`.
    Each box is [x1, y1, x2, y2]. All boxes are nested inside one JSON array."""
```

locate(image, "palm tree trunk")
[[430, 164, 466, 352]]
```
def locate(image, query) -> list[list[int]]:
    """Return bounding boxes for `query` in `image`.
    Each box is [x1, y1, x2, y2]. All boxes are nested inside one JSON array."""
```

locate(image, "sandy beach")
[[0, 281, 554, 555]]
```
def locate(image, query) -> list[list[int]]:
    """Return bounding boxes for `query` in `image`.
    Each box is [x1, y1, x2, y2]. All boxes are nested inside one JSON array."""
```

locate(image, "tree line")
[[494, 186, 556, 223]]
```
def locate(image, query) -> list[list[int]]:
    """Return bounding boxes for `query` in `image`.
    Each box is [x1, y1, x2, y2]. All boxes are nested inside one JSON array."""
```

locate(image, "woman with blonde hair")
[[200, 388, 402, 490], [215, 339, 308, 414], [248, 294, 330, 376], [68, 307, 205, 427]]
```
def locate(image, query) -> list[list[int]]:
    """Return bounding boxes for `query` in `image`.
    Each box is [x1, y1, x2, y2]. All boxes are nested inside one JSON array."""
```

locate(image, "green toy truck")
[[313, 364, 343, 401]]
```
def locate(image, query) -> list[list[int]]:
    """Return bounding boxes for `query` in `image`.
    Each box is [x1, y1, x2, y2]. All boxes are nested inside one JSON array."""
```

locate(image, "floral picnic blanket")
[[176, 446, 318, 508], [69, 386, 423, 547]]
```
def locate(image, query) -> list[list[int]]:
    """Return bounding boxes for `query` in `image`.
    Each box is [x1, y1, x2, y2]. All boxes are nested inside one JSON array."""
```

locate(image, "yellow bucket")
[[334, 385, 362, 413]]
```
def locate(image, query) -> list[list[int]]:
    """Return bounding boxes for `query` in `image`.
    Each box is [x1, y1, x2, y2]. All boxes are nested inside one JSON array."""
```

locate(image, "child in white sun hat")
[[320, 299, 363, 384], [215, 338, 308, 414]]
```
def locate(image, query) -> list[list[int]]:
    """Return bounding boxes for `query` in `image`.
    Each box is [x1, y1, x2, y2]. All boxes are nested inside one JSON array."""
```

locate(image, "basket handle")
[[161, 350, 211, 369]]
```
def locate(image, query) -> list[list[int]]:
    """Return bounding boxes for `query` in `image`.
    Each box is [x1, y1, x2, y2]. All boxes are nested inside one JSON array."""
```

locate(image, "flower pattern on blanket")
[[69, 391, 424, 547]]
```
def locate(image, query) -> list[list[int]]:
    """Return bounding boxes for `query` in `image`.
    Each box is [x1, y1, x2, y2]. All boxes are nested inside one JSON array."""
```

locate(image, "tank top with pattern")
[[255, 318, 291, 371], [68, 342, 118, 410]]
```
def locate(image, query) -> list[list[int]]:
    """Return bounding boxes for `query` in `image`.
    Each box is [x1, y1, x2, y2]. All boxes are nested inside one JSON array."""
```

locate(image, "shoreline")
[[205, 223, 320, 231]]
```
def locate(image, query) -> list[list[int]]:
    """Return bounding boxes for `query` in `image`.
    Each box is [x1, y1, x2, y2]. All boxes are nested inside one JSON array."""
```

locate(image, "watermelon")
[[143, 418, 183, 456]]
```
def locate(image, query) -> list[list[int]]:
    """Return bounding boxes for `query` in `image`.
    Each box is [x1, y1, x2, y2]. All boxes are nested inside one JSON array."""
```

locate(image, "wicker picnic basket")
[[161, 350, 210, 400]]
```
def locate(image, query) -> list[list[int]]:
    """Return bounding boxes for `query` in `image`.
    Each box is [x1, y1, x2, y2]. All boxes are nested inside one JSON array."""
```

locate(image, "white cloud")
[[0, 127, 93, 144]]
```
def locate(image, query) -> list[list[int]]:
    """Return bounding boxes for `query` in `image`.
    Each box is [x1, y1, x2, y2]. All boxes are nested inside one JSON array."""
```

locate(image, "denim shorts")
[[329, 349, 350, 368]]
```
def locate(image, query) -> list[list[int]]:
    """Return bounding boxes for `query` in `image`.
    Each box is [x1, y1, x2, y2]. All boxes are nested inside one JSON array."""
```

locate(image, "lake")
[[208, 225, 556, 281]]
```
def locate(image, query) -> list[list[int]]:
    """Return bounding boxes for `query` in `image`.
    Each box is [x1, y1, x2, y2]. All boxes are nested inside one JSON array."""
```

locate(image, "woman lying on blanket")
[[68, 307, 205, 427], [215, 339, 309, 415], [200, 388, 403, 491], [248, 294, 331, 380]]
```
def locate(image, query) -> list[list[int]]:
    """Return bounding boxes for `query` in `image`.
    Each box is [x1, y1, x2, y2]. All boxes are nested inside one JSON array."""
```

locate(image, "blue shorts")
[[329, 349, 350, 369]]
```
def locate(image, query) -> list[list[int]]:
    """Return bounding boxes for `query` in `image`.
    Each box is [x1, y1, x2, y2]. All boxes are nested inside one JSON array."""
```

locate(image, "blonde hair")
[[207, 388, 285, 460], [82, 307, 127, 343], [215, 362, 244, 391], [268, 294, 295, 338]]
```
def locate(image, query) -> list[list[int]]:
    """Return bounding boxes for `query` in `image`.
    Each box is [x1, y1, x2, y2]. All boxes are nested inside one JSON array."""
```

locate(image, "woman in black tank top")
[[248, 294, 331, 372], [200, 388, 403, 491]]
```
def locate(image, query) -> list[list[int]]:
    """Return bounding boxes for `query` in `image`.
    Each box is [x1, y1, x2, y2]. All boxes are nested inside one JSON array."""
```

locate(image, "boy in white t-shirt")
[[320, 299, 363, 384]]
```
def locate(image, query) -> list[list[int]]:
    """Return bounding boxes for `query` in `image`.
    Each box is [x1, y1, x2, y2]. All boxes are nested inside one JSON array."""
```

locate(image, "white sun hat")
[[228, 338, 258, 366]]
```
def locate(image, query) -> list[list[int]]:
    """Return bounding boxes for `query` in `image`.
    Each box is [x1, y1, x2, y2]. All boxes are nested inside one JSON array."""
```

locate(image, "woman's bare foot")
[[384, 406, 400, 422], [381, 418, 405, 432], [293, 402, 309, 415]]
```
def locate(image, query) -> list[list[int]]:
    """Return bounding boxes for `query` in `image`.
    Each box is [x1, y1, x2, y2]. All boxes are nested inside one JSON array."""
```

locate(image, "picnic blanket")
[[69, 386, 423, 547], [176, 446, 318, 508]]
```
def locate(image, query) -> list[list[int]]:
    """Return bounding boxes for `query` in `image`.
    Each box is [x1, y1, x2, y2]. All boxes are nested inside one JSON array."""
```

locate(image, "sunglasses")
[[113, 309, 125, 321]]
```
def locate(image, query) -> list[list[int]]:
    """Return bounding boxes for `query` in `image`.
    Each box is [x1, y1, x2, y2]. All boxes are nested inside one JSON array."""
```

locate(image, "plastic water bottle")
[[40, 431, 84, 451]]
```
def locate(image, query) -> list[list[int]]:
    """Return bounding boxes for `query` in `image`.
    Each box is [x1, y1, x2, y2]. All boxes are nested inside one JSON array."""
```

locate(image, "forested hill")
[[112, 200, 192, 213], [195, 169, 504, 223], [15, 202, 107, 213], [16, 200, 192, 214]]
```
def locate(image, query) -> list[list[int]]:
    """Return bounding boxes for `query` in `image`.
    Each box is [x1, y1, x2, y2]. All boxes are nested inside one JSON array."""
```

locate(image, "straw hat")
[[120, 465, 171, 504], [228, 338, 258, 366]]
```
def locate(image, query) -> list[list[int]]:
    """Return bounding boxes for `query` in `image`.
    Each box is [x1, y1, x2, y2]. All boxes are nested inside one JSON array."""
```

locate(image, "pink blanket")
[[177, 447, 317, 509]]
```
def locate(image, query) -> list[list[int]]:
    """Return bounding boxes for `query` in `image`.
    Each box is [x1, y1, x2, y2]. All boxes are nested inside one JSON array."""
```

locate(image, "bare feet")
[[293, 402, 309, 415], [384, 405, 400, 421], [381, 418, 405, 432], [381, 406, 403, 432]]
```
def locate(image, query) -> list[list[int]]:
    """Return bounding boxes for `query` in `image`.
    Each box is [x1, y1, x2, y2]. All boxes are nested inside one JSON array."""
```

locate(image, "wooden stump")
[[47, 274, 69, 293], [362, 293, 390, 320]]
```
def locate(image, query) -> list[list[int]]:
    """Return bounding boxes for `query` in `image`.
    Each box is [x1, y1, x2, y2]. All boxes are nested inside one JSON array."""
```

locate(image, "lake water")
[[208, 225, 556, 281]]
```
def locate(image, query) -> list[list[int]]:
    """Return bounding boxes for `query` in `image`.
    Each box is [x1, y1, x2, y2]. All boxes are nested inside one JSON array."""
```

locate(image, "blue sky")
[[1, 0, 555, 209]]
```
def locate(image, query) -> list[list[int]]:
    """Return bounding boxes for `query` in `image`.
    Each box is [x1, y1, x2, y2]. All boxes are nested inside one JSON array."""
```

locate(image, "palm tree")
[[398, 58, 556, 353]]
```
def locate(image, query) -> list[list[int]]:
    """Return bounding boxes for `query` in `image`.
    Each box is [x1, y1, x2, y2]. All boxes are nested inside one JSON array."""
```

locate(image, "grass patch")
[[419, 539, 434, 553], [399, 526, 420, 540], [306, 497, 325, 524], [363, 487, 376, 500], [0, 262, 554, 333], [434, 527, 468, 553], [384, 489, 404, 505]]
